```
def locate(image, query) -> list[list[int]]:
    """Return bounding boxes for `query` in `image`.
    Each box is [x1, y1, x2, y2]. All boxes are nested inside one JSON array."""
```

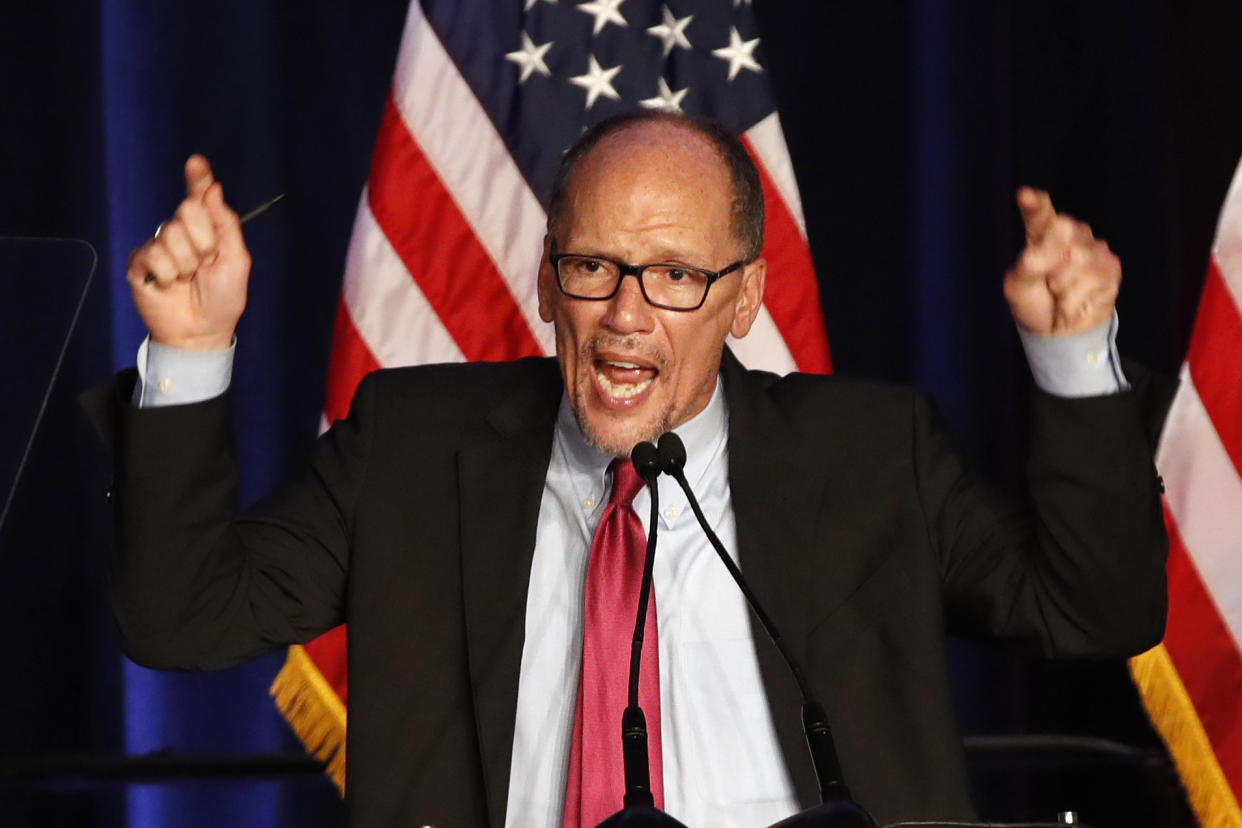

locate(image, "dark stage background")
[[2, 2, 1239, 826]]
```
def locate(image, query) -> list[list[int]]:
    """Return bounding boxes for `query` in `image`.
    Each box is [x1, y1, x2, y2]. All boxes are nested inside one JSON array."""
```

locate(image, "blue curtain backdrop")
[[2, 1, 1239, 826]]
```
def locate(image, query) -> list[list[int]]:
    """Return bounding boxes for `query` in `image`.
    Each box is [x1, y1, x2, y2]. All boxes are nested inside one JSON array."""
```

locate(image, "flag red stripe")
[[324, 296, 382, 424], [1162, 504, 1242, 800], [742, 136, 832, 374], [1186, 258, 1242, 477], [303, 624, 349, 707], [368, 94, 544, 363]]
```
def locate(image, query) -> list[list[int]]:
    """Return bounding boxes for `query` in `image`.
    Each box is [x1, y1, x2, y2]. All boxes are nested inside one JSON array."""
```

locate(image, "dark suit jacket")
[[97, 350, 1168, 827]]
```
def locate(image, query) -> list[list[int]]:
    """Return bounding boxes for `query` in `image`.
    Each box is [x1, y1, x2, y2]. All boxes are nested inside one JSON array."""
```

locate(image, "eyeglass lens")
[[557, 256, 710, 309]]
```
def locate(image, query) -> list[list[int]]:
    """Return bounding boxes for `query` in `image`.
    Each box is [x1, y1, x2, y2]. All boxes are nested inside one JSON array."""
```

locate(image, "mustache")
[[582, 334, 667, 370]]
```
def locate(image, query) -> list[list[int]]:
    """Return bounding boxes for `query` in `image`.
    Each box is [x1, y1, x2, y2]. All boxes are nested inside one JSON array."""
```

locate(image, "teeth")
[[608, 360, 641, 369], [597, 370, 653, 399]]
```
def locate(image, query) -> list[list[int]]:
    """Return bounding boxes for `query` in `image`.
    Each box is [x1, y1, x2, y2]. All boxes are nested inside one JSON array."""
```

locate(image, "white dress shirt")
[[507, 381, 797, 827], [132, 317, 1126, 827]]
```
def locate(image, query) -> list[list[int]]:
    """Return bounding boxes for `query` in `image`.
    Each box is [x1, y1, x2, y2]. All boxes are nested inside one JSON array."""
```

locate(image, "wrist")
[[151, 331, 236, 352], [1017, 312, 1128, 396]]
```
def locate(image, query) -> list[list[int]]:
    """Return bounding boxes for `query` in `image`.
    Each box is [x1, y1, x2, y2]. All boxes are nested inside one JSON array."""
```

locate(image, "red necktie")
[[562, 459, 663, 827]]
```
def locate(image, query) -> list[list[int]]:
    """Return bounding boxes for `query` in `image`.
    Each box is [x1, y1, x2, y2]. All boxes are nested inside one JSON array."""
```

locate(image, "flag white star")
[[577, 0, 627, 35], [646, 6, 693, 57], [505, 32, 554, 83], [524, 0, 557, 9], [569, 54, 622, 109], [639, 77, 689, 113], [712, 26, 762, 81]]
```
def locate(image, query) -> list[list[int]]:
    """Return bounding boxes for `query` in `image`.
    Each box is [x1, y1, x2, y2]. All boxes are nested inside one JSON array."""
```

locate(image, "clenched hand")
[[126, 155, 250, 351]]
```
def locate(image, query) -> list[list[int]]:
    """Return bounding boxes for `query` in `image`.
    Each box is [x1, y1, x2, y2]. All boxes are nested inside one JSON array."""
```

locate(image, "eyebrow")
[[566, 247, 707, 265]]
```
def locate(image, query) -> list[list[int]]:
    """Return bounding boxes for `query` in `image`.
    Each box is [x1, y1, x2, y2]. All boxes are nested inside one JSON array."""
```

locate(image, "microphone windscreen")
[[630, 441, 661, 479], [656, 432, 687, 474]]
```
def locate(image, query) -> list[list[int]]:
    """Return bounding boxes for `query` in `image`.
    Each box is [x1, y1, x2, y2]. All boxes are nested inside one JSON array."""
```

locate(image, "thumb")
[[185, 154, 216, 201]]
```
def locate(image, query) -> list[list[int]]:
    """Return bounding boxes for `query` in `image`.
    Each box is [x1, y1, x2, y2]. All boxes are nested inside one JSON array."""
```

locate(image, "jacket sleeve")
[[104, 369, 379, 670], [915, 370, 1170, 658]]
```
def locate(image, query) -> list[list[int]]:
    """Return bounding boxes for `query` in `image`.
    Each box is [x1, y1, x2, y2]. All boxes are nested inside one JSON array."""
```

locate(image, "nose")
[[600, 271, 654, 335]]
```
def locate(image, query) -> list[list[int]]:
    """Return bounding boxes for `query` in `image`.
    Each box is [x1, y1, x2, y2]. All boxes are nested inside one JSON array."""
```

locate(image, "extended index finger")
[[184, 154, 215, 201], [1017, 186, 1056, 243]]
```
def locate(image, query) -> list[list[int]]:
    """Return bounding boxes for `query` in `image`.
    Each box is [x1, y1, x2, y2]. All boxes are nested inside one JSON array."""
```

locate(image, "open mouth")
[[593, 357, 658, 404]]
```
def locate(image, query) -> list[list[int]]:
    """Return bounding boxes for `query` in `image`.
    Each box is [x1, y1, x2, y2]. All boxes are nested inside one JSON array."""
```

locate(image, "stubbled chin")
[[572, 383, 669, 458]]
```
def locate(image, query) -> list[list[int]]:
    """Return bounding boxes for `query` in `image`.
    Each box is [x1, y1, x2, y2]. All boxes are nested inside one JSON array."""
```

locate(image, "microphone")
[[654, 433, 875, 828], [592, 443, 688, 828]]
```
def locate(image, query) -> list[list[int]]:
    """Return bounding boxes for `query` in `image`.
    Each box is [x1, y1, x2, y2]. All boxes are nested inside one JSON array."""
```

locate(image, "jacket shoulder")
[[347, 356, 560, 420], [730, 362, 924, 432]]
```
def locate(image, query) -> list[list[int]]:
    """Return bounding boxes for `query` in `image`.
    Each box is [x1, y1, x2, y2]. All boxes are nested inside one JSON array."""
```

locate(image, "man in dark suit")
[[108, 111, 1166, 826]]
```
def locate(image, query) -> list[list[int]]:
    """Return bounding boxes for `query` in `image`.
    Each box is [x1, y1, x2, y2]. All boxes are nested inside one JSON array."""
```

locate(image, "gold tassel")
[[270, 644, 348, 794], [1129, 644, 1242, 828]]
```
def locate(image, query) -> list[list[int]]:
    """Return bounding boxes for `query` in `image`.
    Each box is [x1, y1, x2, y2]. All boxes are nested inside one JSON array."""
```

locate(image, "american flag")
[[1129, 156, 1242, 826], [270, 0, 831, 791]]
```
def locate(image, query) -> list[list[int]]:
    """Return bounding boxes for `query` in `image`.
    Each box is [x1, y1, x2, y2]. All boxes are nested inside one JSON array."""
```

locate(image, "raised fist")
[[125, 155, 250, 351]]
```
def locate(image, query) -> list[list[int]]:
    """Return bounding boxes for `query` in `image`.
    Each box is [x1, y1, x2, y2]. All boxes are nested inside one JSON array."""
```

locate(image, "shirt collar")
[[553, 379, 729, 530]]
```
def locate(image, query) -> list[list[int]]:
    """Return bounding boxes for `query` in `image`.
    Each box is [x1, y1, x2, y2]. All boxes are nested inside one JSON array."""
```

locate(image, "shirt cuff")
[[1016, 313, 1129, 397], [133, 336, 236, 407]]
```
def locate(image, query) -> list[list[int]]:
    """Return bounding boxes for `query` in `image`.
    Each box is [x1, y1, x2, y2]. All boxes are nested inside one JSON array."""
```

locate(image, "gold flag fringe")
[[270, 644, 348, 794], [1129, 644, 1242, 828]]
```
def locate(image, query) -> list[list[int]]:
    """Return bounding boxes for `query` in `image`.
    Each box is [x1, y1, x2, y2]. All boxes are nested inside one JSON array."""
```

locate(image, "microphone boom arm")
[[620, 444, 664, 810]]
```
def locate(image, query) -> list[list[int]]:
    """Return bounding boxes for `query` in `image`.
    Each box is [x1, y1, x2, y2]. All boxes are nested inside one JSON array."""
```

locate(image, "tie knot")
[[608, 458, 646, 508]]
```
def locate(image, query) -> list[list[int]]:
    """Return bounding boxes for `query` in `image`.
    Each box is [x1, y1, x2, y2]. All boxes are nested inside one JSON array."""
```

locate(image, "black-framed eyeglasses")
[[549, 253, 745, 311]]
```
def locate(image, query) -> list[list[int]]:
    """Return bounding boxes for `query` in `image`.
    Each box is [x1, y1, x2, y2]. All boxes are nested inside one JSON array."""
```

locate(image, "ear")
[[537, 235, 555, 323], [729, 258, 766, 339]]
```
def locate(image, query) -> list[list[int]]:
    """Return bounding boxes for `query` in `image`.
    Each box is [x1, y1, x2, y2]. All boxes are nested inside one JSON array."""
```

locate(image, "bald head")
[[546, 111, 765, 263]]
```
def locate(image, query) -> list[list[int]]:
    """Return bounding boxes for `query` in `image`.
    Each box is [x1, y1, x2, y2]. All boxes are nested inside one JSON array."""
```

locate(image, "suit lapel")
[[458, 359, 562, 828], [721, 350, 825, 810]]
